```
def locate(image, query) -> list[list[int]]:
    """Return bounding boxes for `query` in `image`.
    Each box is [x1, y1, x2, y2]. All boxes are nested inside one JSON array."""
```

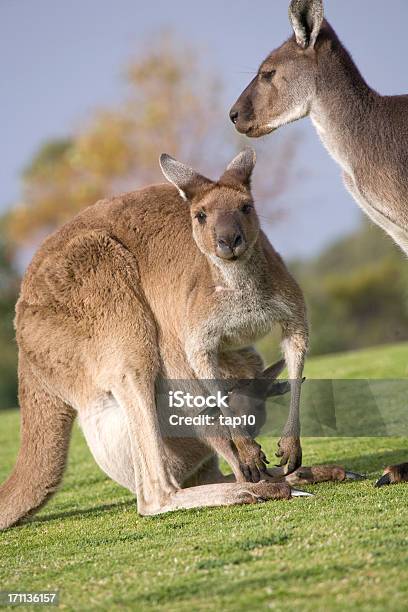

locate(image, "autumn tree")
[[6, 34, 298, 246]]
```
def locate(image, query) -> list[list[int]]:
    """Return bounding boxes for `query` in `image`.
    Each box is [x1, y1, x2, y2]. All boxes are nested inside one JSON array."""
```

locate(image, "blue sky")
[[2, 0, 407, 258]]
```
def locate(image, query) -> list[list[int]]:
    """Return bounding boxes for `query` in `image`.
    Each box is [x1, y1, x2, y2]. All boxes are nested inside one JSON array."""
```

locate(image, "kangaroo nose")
[[229, 109, 239, 124], [233, 233, 243, 248], [216, 232, 245, 260], [217, 237, 232, 251]]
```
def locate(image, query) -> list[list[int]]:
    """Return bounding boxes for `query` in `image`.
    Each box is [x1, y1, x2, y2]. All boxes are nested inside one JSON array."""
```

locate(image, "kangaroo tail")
[[0, 361, 75, 530]]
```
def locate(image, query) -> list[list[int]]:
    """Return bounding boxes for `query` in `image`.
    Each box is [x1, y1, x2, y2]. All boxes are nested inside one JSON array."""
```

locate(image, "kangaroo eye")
[[241, 203, 253, 215], [195, 211, 207, 224], [261, 70, 276, 82]]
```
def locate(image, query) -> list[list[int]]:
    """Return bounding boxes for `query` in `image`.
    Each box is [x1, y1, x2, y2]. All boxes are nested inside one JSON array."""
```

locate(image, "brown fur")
[[284, 465, 346, 485]]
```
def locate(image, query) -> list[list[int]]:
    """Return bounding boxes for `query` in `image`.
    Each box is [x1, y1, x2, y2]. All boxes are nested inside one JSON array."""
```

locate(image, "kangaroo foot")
[[241, 481, 309, 502], [375, 463, 408, 487], [278, 465, 365, 485], [152, 480, 312, 514]]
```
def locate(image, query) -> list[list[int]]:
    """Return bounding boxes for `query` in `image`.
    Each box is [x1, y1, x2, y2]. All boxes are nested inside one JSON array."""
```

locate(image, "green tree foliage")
[[291, 220, 408, 356], [0, 230, 19, 408]]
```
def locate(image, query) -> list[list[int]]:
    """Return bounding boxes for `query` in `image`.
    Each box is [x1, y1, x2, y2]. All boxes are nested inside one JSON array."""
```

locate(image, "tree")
[[0, 228, 19, 408], [291, 220, 408, 356], [6, 34, 298, 247]]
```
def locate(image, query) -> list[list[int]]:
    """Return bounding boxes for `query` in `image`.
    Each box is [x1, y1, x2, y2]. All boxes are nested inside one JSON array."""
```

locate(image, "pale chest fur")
[[199, 262, 293, 352], [217, 284, 286, 349], [311, 112, 353, 175]]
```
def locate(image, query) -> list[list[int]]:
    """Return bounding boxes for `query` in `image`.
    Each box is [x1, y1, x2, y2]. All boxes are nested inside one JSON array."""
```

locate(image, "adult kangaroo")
[[230, 0, 408, 486], [1, 149, 325, 530]]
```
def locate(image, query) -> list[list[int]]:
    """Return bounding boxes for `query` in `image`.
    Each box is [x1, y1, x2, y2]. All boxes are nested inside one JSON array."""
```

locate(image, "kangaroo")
[[0, 149, 311, 530], [376, 463, 408, 488], [229, 0, 408, 487]]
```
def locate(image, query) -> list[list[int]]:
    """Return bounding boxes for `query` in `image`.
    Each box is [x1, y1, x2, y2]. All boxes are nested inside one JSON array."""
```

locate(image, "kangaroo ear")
[[262, 359, 290, 397], [159, 154, 212, 201], [289, 0, 324, 49], [221, 147, 256, 188], [262, 359, 286, 381], [229, 359, 288, 401]]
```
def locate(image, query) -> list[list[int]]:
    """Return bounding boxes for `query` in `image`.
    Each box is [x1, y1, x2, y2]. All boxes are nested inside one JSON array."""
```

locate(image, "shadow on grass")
[[318, 448, 408, 474], [26, 499, 135, 525]]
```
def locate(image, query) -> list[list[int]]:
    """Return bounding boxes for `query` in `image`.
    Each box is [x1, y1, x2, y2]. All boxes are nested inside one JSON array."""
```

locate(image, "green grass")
[[1, 343, 408, 611], [304, 341, 408, 379]]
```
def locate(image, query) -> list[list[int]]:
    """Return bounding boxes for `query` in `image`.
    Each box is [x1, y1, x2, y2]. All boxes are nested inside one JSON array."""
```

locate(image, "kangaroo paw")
[[234, 437, 269, 483], [275, 436, 302, 474]]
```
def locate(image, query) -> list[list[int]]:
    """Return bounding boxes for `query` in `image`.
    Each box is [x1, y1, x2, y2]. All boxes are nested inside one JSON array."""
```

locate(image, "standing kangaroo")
[[1, 149, 322, 531], [230, 0, 408, 486]]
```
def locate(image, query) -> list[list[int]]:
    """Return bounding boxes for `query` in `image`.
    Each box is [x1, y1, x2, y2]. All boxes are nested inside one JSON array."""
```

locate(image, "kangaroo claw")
[[291, 488, 314, 497], [375, 473, 392, 487], [375, 463, 408, 487], [345, 471, 365, 481]]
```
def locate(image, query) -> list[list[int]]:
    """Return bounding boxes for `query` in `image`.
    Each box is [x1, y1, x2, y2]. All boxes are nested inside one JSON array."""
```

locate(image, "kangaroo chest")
[[311, 112, 408, 255], [352, 185, 408, 255], [211, 277, 289, 350], [344, 171, 408, 255]]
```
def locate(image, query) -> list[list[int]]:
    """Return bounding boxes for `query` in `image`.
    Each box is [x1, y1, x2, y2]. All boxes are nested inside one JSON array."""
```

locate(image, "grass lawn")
[[1, 342, 408, 611]]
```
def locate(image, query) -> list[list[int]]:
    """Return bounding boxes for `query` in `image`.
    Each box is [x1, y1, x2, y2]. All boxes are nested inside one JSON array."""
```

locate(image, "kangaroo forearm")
[[282, 379, 302, 437]]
